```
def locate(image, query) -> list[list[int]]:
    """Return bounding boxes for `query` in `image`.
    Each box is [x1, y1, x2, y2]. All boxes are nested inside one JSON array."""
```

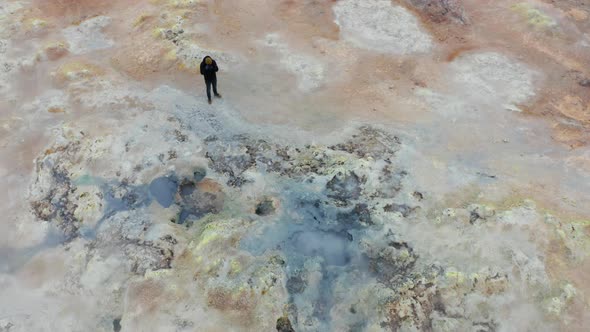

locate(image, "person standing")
[[200, 56, 221, 104]]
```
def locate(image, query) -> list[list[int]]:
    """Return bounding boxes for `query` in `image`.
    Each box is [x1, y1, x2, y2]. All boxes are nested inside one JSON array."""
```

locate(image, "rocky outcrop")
[[403, 0, 468, 24], [26, 114, 586, 330]]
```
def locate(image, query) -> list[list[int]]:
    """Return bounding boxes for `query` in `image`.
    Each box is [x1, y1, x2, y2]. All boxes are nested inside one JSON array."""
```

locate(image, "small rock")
[[326, 171, 362, 203], [286, 275, 307, 294], [276, 316, 295, 332], [0, 319, 14, 332], [255, 197, 278, 216], [270, 255, 286, 266], [468, 204, 495, 224], [412, 191, 424, 201], [579, 79, 590, 87], [113, 318, 122, 332], [167, 150, 177, 160], [384, 203, 417, 217], [173, 129, 188, 142], [476, 172, 497, 179], [338, 203, 372, 226]]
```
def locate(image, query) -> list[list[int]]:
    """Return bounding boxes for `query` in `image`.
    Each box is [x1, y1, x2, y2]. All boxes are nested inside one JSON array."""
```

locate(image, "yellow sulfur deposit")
[[53, 61, 104, 85], [23, 18, 49, 34], [133, 13, 153, 27], [511, 3, 557, 30], [445, 270, 466, 285]]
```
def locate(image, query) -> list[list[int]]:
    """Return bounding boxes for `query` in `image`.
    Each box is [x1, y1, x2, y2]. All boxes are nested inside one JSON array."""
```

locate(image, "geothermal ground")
[[0, 0, 590, 331]]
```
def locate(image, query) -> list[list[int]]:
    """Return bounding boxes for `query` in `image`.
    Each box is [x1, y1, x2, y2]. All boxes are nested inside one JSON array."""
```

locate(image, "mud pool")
[[1, 0, 590, 331]]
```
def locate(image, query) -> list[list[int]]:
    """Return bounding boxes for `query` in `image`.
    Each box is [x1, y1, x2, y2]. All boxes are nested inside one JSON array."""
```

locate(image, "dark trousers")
[[205, 77, 218, 100]]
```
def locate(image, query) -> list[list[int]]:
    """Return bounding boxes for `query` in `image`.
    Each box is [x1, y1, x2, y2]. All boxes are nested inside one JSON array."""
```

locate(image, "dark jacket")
[[200, 57, 218, 81]]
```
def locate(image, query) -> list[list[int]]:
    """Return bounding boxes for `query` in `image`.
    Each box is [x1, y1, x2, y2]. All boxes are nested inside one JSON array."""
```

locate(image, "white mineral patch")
[[450, 52, 537, 106], [21, 89, 68, 114], [0, 3, 23, 38], [417, 52, 538, 118], [413, 88, 469, 117], [264, 33, 324, 92], [333, 0, 433, 54], [62, 16, 114, 54]]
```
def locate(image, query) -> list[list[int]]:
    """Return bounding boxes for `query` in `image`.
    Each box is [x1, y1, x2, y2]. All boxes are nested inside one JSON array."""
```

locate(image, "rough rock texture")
[[21, 114, 588, 330], [92, 211, 178, 275], [404, 0, 468, 24], [30, 143, 83, 240], [330, 126, 402, 159], [276, 316, 296, 332], [449, 52, 537, 106], [62, 16, 113, 54]]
